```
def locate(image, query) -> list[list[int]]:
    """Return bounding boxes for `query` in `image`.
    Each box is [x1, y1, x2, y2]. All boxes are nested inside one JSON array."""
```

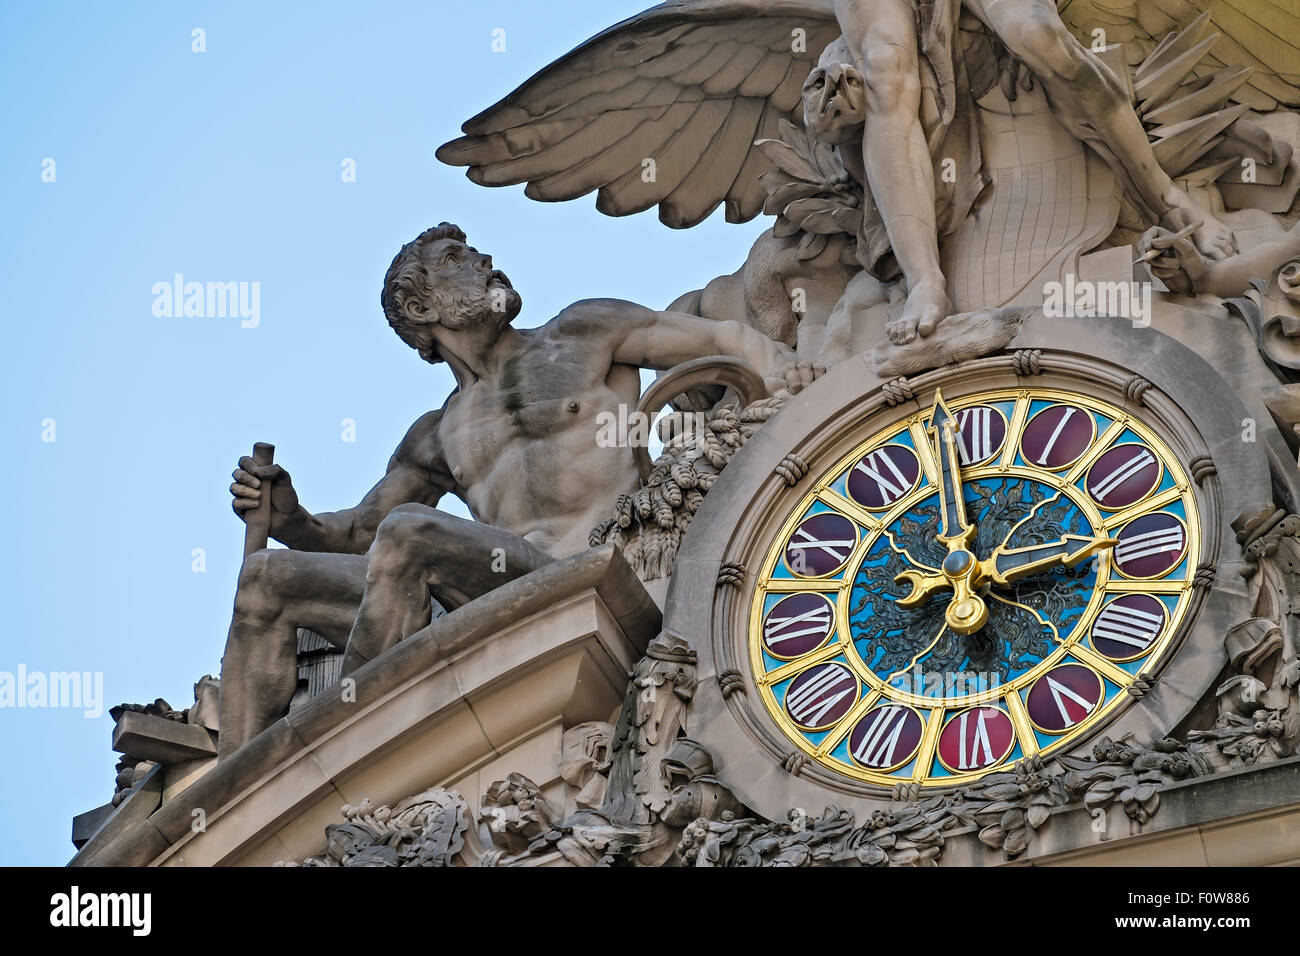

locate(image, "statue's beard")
[[400, 280, 523, 364], [403, 283, 521, 366], [437, 281, 521, 330]]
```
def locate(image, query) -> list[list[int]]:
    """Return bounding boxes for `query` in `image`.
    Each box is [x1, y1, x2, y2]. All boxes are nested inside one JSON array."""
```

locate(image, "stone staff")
[[243, 442, 275, 557]]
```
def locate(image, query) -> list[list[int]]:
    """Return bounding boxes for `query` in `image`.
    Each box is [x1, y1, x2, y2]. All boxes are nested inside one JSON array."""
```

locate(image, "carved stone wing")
[[436, 0, 842, 228], [1057, 0, 1300, 110]]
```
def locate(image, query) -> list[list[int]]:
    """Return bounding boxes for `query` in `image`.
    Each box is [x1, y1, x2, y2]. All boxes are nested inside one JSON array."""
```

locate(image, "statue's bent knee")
[[860, 44, 916, 102], [369, 505, 442, 572], [234, 549, 290, 618], [1004, 15, 1086, 83]]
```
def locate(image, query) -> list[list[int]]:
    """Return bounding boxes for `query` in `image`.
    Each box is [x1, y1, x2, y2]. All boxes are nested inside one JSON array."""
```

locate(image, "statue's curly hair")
[[380, 222, 468, 364]]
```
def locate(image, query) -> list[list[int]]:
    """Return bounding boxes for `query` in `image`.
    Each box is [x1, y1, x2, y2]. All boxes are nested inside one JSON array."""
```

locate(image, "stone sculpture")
[[439, 0, 1300, 367], [217, 222, 804, 757], [231, 0, 1300, 759]]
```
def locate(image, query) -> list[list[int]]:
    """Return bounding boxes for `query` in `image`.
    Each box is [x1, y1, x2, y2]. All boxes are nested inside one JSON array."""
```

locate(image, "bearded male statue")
[[217, 222, 805, 758]]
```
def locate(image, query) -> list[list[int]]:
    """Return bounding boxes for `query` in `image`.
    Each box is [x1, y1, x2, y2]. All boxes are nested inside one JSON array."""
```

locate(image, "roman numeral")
[[1036, 407, 1077, 465], [1094, 602, 1163, 650], [854, 449, 909, 502], [957, 709, 994, 770], [788, 528, 854, 563], [764, 605, 832, 648], [1115, 526, 1184, 564], [1044, 676, 1097, 728], [786, 667, 855, 726], [1090, 449, 1155, 502], [852, 706, 909, 767], [956, 407, 994, 463]]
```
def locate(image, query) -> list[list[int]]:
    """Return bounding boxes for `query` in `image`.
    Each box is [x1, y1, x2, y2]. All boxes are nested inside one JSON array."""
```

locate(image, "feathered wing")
[[1057, 0, 1300, 111], [436, 0, 841, 228]]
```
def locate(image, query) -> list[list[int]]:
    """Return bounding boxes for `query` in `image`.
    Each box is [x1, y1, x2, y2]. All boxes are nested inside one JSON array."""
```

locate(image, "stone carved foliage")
[[558, 722, 611, 810], [754, 119, 862, 262], [283, 631, 744, 867], [1185, 506, 1300, 770], [286, 787, 473, 867], [1058, 737, 1207, 825], [479, 774, 564, 856], [282, 640, 1213, 867], [590, 398, 785, 581], [495, 632, 745, 867], [1226, 262, 1300, 381], [679, 740, 1206, 867], [623, 633, 699, 819]]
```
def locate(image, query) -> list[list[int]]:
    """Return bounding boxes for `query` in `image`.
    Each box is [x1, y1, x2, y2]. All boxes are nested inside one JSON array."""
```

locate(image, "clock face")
[[749, 387, 1199, 787]]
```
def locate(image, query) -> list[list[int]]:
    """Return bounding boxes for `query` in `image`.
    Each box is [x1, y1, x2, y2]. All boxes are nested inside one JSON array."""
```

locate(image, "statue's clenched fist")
[[231, 456, 300, 527]]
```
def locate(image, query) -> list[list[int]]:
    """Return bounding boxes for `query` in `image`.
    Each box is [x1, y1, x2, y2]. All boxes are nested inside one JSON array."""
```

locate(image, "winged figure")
[[439, 0, 1300, 348]]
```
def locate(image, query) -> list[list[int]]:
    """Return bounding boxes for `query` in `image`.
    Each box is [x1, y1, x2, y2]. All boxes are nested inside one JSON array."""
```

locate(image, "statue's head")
[[802, 41, 866, 146], [381, 222, 522, 364]]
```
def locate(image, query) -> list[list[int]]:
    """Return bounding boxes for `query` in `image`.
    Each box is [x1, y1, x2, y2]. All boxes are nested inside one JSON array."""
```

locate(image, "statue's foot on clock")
[[872, 305, 1030, 379], [885, 279, 952, 346]]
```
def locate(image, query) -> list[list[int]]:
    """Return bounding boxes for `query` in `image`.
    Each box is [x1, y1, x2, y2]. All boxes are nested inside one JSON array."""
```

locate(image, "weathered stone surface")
[[73, 547, 660, 867], [68, 765, 162, 866], [113, 712, 218, 764], [870, 306, 1027, 378], [70, 804, 115, 850]]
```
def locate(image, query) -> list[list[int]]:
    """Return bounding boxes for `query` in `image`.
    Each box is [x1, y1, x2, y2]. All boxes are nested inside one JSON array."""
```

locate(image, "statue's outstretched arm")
[[571, 298, 793, 384], [1140, 223, 1300, 299]]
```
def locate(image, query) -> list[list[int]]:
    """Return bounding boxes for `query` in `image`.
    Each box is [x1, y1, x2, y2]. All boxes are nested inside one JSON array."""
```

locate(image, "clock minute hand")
[[983, 533, 1119, 588], [909, 390, 987, 635], [928, 392, 975, 550]]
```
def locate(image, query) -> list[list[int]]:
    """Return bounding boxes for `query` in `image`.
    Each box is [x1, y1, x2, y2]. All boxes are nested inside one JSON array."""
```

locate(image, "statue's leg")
[[342, 503, 553, 673], [217, 549, 367, 759], [965, 0, 1236, 259], [835, 0, 951, 345]]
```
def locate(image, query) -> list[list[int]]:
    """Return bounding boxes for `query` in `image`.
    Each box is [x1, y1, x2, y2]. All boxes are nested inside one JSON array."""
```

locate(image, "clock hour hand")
[[895, 531, 1117, 635], [982, 533, 1119, 588]]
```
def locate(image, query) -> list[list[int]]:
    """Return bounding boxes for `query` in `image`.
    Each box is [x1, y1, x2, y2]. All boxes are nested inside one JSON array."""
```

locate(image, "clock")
[[748, 386, 1200, 787]]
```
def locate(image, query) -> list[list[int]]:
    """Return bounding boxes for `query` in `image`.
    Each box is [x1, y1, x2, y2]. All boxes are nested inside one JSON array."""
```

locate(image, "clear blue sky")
[[0, 0, 767, 864]]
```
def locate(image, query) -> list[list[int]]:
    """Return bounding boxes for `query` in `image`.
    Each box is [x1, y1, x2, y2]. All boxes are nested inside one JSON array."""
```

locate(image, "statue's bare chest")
[[438, 357, 602, 483]]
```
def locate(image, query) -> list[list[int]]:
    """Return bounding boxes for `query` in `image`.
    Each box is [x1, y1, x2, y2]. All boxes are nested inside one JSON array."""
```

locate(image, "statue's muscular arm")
[[555, 298, 793, 378], [266, 410, 456, 554]]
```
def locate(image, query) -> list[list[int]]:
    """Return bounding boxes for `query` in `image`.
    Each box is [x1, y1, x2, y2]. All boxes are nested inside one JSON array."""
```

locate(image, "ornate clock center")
[[942, 550, 974, 576]]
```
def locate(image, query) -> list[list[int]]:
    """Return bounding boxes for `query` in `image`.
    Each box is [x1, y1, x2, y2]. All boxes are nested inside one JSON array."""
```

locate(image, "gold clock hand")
[[924, 390, 987, 633], [893, 549, 990, 634], [982, 533, 1119, 587], [894, 567, 947, 607], [928, 389, 976, 551]]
